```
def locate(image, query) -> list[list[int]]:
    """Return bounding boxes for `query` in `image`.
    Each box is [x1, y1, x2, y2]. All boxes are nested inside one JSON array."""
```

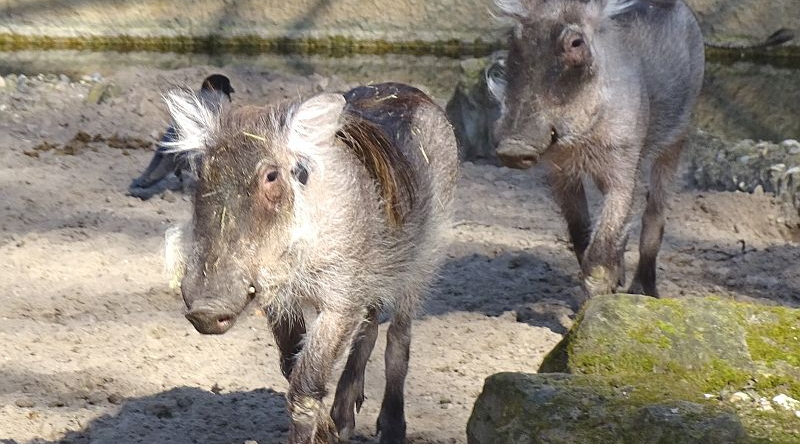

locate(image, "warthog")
[[490, 0, 705, 297], [164, 82, 458, 443]]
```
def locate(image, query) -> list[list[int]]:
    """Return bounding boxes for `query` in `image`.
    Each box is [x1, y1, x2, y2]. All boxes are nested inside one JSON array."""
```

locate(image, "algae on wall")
[[0, 0, 798, 48]]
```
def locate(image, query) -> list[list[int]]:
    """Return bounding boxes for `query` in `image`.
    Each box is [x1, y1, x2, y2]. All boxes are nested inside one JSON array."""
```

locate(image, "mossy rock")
[[467, 372, 750, 444], [540, 295, 800, 395], [528, 294, 800, 442]]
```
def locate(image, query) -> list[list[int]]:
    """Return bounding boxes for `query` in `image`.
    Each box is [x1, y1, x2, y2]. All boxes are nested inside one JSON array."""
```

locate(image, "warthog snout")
[[183, 284, 257, 335], [185, 306, 238, 335], [496, 139, 539, 170]]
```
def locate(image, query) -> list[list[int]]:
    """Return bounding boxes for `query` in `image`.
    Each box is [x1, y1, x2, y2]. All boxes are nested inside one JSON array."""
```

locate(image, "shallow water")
[[1, 49, 798, 142]]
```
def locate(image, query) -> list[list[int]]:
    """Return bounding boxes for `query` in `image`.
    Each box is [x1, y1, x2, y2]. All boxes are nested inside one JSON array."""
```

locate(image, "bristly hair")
[[493, 0, 644, 20], [336, 117, 416, 228], [161, 86, 221, 154], [286, 86, 420, 228], [337, 83, 427, 229], [601, 0, 641, 18], [494, 0, 527, 18], [485, 50, 509, 104]]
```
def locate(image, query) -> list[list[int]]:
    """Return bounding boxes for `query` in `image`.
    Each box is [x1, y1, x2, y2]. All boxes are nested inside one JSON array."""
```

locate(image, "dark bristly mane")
[[338, 83, 432, 228]]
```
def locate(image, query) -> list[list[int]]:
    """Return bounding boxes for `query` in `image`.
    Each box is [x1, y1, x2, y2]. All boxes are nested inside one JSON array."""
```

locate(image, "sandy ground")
[[0, 65, 798, 444]]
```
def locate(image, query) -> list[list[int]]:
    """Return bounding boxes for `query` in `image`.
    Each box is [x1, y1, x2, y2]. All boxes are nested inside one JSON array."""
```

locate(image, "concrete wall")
[[0, 0, 500, 42], [1, 0, 797, 45]]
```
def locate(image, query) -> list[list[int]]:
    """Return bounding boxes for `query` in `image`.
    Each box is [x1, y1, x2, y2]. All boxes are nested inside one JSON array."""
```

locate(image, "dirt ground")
[[0, 65, 798, 444]]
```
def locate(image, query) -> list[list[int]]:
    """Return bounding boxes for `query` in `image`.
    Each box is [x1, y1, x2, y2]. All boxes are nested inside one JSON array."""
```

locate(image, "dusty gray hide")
[[490, 0, 705, 298], [164, 82, 459, 444]]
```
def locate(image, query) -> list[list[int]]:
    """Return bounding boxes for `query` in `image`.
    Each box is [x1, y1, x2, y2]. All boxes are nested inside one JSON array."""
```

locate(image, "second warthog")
[[490, 0, 705, 297], [164, 83, 458, 443]]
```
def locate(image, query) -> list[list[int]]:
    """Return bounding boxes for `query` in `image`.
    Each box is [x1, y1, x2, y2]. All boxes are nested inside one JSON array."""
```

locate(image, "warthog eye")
[[265, 170, 279, 183], [550, 127, 559, 146]]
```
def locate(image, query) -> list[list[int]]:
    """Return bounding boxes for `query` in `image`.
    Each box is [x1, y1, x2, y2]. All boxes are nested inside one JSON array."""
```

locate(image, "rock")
[[757, 397, 775, 412], [532, 294, 800, 443], [85, 82, 123, 105], [16, 77, 30, 94], [47, 396, 70, 407], [729, 392, 751, 403], [4, 74, 17, 90], [81, 72, 103, 83], [467, 373, 747, 444], [0, 76, 5, 88], [515, 299, 575, 335], [310, 73, 329, 92], [85, 391, 107, 405], [144, 402, 173, 419], [543, 296, 746, 374], [161, 190, 177, 203], [14, 399, 35, 408], [688, 130, 800, 223], [773, 394, 800, 411]]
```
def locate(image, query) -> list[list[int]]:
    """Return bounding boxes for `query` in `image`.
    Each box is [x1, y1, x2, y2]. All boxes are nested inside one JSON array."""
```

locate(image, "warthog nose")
[[496, 140, 539, 170], [185, 308, 237, 335]]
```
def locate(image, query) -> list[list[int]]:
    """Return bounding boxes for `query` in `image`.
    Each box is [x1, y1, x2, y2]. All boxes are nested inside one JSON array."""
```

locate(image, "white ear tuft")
[[494, 0, 528, 19], [602, 0, 640, 18], [287, 93, 346, 157], [161, 87, 219, 153], [485, 50, 509, 103]]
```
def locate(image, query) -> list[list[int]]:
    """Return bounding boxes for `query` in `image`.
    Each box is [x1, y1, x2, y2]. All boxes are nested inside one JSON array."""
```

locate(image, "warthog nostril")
[[216, 315, 233, 329], [185, 308, 237, 335]]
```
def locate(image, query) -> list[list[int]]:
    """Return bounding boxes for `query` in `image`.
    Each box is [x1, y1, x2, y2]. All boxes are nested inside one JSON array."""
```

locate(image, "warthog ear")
[[494, 0, 529, 20], [161, 87, 220, 154], [287, 93, 347, 157], [485, 50, 509, 103], [600, 0, 641, 18]]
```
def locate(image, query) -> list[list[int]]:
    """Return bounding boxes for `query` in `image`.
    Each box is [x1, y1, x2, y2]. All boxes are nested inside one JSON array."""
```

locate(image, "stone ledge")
[[467, 295, 800, 443]]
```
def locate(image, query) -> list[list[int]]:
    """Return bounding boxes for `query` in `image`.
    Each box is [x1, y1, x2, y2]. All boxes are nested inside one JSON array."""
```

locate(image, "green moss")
[[655, 319, 678, 335], [472, 373, 800, 444], [744, 307, 800, 368], [630, 323, 673, 349], [1, 33, 797, 64], [537, 294, 800, 442], [704, 45, 800, 69], [576, 374, 800, 443], [703, 358, 753, 393], [0, 33, 505, 58], [557, 296, 800, 385]]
